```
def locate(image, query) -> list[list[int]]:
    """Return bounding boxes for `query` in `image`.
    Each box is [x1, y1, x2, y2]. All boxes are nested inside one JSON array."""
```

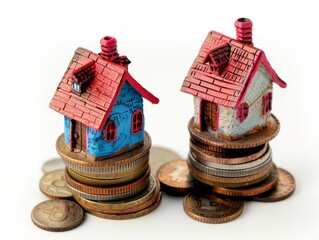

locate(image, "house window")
[[263, 92, 273, 115], [104, 120, 116, 142], [72, 81, 80, 92], [236, 102, 249, 123], [132, 110, 143, 134]]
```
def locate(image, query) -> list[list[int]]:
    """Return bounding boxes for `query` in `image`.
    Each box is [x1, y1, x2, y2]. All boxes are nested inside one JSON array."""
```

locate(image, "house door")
[[71, 120, 87, 153], [202, 101, 218, 131]]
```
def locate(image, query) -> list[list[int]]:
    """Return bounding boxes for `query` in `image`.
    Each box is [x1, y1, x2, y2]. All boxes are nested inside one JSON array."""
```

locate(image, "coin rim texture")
[[84, 192, 162, 220], [56, 131, 151, 174], [183, 192, 244, 224], [188, 115, 280, 149], [73, 174, 160, 213], [251, 167, 296, 202], [31, 199, 84, 232], [212, 164, 279, 197], [39, 169, 73, 199], [188, 151, 273, 178], [157, 159, 196, 194]]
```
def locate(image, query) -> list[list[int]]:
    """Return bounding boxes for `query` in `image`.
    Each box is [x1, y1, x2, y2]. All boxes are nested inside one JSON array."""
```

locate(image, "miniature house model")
[[50, 36, 159, 160], [181, 18, 286, 141]]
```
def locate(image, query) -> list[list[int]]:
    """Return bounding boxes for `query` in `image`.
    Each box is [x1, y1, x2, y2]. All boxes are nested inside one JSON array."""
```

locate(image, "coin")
[[39, 170, 72, 199], [188, 115, 280, 150], [65, 167, 150, 195], [42, 158, 65, 173], [157, 159, 195, 195], [183, 192, 244, 223], [84, 192, 162, 220], [188, 158, 273, 188], [212, 164, 279, 197], [150, 146, 182, 175], [56, 132, 151, 174], [31, 199, 84, 231], [188, 151, 273, 178], [73, 174, 160, 214], [252, 167, 295, 202]]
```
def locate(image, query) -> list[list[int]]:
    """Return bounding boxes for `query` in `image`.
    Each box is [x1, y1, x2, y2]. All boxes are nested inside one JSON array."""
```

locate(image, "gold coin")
[[150, 146, 181, 175], [31, 199, 84, 231], [73, 174, 160, 214], [41, 157, 65, 173], [183, 192, 244, 224], [39, 170, 72, 199], [157, 159, 195, 195]]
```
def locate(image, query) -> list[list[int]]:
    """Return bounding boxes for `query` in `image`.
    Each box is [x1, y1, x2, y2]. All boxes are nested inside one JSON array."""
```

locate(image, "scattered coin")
[[183, 192, 244, 224], [157, 159, 195, 195], [41, 158, 65, 173], [252, 167, 295, 202], [150, 146, 182, 175], [39, 170, 72, 199], [31, 199, 85, 231]]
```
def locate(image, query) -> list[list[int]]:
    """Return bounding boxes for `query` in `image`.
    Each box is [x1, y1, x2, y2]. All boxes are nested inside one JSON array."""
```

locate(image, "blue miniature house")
[[50, 37, 159, 160]]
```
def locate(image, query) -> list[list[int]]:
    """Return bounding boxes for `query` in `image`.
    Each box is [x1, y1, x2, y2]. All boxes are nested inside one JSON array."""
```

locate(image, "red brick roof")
[[181, 31, 286, 108], [50, 47, 159, 131]]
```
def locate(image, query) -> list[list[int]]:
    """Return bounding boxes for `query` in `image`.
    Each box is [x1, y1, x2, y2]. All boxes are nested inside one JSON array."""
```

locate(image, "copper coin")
[[183, 192, 244, 224], [157, 159, 195, 195], [150, 146, 181, 175], [41, 157, 65, 173], [190, 140, 268, 165], [188, 115, 280, 149], [56, 132, 151, 174], [188, 158, 273, 188], [212, 164, 279, 197], [65, 167, 150, 195], [252, 167, 295, 202], [39, 170, 72, 199], [73, 174, 160, 214], [31, 199, 84, 231], [85, 192, 162, 220]]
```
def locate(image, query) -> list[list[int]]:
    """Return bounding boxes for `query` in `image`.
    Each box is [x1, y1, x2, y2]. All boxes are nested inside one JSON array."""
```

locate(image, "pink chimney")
[[100, 36, 120, 62], [235, 18, 253, 45]]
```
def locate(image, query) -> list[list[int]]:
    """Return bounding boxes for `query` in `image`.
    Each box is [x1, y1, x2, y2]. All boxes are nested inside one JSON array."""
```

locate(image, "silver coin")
[[150, 146, 182, 175], [195, 146, 272, 170], [42, 158, 65, 173], [65, 180, 149, 201], [188, 152, 273, 178]]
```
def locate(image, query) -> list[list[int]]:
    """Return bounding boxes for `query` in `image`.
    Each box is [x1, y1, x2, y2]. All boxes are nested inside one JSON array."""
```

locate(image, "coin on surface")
[[150, 146, 182, 175], [39, 170, 72, 199], [42, 158, 65, 173], [252, 167, 295, 202], [183, 192, 244, 224], [157, 159, 195, 195], [31, 199, 84, 231]]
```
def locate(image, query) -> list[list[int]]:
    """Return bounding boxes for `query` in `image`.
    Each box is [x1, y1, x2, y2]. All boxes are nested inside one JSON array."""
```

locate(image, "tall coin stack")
[[180, 17, 288, 222], [49, 36, 161, 219], [187, 116, 280, 197]]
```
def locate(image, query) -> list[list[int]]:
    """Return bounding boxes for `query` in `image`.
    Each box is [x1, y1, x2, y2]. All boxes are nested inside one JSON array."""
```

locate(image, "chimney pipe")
[[100, 36, 120, 62], [235, 18, 253, 45]]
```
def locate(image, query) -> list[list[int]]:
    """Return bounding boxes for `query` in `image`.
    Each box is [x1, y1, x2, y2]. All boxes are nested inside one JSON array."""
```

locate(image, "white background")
[[1, 0, 318, 239]]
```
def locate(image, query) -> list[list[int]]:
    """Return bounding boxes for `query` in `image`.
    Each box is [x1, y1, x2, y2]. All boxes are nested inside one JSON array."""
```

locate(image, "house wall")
[[193, 96, 201, 127], [63, 81, 144, 157], [87, 81, 144, 157], [218, 63, 273, 138]]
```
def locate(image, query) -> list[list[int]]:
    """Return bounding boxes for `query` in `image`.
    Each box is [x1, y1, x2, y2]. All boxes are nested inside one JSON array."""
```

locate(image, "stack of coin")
[[187, 115, 282, 197], [56, 132, 161, 219]]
